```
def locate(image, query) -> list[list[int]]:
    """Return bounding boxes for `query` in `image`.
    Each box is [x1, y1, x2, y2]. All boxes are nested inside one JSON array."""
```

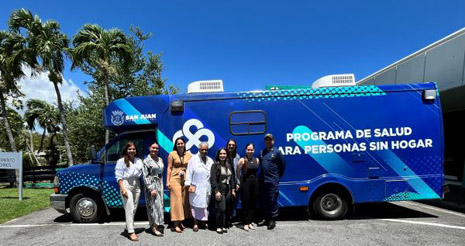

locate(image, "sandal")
[[175, 226, 183, 233], [129, 233, 139, 241], [152, 227, 163, 237]]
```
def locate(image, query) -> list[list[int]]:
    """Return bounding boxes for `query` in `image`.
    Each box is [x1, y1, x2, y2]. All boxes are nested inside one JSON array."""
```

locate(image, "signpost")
[[0, 152, 23, 200]]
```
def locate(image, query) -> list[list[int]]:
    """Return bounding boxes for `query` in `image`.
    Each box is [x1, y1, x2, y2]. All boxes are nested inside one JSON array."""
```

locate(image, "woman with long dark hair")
[[166, 137, 192, 233], [210, 148, 236, 234], [226, 139, 241, 188], [226, 139, 241, 224], [237, 143, 259, 231], [115, 142, 143, 241], [142, 142, 164, 236]]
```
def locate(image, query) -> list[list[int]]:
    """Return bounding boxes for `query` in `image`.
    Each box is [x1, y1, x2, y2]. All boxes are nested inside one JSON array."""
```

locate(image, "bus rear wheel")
[[312, 192, 348, 220]]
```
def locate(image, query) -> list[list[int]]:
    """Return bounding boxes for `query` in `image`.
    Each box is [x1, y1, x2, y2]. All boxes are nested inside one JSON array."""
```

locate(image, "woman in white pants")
[[115, 142, 143, 241]]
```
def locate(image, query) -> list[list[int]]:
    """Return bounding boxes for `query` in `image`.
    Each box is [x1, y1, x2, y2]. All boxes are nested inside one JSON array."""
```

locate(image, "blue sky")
[[1, 0, 464, 96]]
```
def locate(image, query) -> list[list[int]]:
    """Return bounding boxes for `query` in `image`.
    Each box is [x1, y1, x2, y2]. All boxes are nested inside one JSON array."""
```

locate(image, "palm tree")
[[0, 30, 36, 152], [0, 105, 24, 150], [24, 99, 60, 154], [9, 9, 74, 165], [72, 24, 133, 143]]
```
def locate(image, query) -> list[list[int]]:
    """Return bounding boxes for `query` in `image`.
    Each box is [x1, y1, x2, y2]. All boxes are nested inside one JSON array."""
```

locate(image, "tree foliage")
[[0, 106, 24, 151], [111, 26, 178, 97], [9, 8, 74, 165], [2, 10, 178, 164], [66, 86, 107, 163], [24, 99, 60, 153], [67, 27, 177, 162], [0, 27, 38, 152]]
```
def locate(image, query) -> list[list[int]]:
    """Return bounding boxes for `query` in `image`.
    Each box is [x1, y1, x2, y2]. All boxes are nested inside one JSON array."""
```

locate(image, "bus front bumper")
[[50, 194, 68, 214]]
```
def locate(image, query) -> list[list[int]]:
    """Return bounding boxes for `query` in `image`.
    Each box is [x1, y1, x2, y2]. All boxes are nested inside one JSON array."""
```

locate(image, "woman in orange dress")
[[166, 137, 192, 233]]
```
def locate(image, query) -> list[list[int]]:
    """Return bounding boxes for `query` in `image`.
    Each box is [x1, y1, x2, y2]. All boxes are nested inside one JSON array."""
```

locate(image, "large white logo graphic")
[[111, 110, 125, 126], [173, 119, 215, 151]]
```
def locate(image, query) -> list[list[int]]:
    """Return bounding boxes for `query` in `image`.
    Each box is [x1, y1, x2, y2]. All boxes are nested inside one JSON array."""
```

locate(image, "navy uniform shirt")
[[259, 147, 286, 185]]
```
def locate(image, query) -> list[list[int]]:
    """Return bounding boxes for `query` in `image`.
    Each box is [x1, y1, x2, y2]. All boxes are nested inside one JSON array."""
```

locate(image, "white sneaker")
[[249, 224, 255, 230]]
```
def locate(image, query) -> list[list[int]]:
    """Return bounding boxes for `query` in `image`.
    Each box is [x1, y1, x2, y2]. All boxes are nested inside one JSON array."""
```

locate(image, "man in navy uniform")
[[259, 133, 286, 230]]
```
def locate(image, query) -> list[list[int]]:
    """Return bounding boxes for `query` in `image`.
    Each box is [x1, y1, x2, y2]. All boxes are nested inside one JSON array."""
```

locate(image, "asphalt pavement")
[[1, 201, 464, 246]]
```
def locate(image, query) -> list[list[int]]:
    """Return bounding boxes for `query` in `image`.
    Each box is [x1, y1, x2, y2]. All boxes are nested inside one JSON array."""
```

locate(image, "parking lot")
[[1, 201, 464, 245]]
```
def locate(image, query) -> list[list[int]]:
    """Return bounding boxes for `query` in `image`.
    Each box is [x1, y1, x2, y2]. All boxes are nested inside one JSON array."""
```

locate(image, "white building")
[[357, 28, 465, 186]]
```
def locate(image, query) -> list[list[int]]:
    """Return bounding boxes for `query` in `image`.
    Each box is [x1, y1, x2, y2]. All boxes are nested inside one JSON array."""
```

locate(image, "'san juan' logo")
[[173, 119, 215, 152], [111, 110, 125, 126]]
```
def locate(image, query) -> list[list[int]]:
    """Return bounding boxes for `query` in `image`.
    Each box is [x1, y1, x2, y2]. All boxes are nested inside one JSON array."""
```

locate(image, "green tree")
[[112, 27, 178, 97], [0, 29, 36, 152], [67, 27, 177, 163], [0, 107, 39, 166], [24, 99, 60, 154], [66, 85, 106, 163], [0, 106, 24, 151], [9, 9, 74, 165], [72, 24, 133, 144]]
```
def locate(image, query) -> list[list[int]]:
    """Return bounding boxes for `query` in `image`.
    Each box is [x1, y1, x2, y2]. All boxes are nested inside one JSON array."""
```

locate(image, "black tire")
[[312, 192, 348, 220], [70, 192, 103, 223]]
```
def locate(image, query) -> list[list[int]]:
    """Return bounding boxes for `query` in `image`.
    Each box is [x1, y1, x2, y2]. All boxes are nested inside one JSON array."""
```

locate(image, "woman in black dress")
[[237, 143, 259, 231]]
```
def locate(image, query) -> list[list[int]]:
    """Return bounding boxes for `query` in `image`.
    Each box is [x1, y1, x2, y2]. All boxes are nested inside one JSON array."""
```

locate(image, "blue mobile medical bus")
[[51, 82, 444, 222]]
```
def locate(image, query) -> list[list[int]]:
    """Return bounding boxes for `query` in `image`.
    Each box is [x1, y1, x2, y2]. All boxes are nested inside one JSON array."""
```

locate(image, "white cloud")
[[3, 67, 87, 133], [17, 67, 85, 109]]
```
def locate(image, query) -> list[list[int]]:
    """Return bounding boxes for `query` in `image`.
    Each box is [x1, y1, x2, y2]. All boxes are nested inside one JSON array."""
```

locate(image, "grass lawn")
[[0, 188, 54, 224]]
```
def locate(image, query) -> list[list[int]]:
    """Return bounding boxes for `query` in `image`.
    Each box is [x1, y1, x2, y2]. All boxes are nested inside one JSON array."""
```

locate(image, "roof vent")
[[187, 80, 224, 93], [311, 74, 356, 88]]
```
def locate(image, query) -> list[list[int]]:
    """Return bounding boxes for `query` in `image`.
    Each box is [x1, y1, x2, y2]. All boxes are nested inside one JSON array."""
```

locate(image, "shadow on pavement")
[[419, 185, 465, 214], [53, 214, 73, 223], [270, 203, 436, 222], [52, 202, 437, 224], [347, 202, 437, 220]]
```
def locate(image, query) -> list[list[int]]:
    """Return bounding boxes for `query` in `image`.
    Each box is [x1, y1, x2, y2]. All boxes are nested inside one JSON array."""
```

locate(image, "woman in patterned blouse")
[[142, 142, 165, 236]]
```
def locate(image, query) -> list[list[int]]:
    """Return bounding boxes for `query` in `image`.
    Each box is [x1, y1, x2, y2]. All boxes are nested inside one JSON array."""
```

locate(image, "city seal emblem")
[[111, 110, 125, 126]]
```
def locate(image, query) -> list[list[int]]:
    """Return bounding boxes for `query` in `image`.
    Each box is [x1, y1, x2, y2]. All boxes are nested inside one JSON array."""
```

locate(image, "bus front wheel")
[[70, 192, 103, 223], [312, 192, 348, 220]]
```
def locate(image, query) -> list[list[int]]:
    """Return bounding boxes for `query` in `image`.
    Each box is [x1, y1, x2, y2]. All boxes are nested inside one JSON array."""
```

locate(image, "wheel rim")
[[320, 193, 342, 215], [76, 197, 96, 218]]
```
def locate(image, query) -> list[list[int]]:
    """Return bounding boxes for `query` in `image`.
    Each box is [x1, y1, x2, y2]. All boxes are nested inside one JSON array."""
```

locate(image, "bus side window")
[[229, 110, 267, 135]]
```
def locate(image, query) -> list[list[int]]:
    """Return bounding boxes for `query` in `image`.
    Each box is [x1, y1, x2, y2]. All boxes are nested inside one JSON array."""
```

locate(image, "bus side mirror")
[[89, 145, 97, 162]]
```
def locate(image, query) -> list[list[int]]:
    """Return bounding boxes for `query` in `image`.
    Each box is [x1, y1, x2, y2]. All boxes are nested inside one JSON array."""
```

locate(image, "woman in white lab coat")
[[185, 142, 214, 231]]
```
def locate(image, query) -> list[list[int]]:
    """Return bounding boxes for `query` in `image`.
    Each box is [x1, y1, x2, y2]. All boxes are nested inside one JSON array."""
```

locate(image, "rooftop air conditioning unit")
[[187, 80, 224, 94], [311, 74, 356, 88]]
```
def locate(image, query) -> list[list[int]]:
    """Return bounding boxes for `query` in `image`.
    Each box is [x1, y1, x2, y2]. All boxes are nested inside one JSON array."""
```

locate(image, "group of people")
[[114, 133, 286, 241]]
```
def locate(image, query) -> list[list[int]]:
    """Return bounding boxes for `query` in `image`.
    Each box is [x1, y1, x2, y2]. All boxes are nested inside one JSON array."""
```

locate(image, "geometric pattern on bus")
[[237, 85, 386, 102], [58, 172, 123, 208]]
